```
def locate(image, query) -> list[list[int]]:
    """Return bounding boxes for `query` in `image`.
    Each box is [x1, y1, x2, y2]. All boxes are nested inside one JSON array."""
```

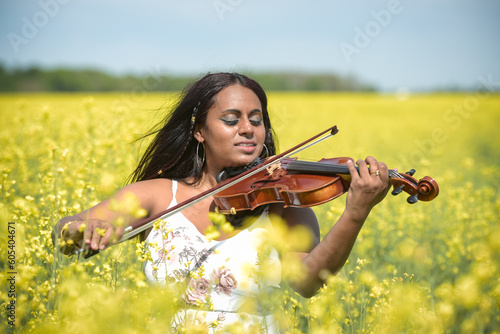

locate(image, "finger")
[[84, 220, 93, 247], [64, 222, 84, 249], [59, 225, 70, 244], [347, 159, 360, 180], [356, 158, 370, 178], [72, 222, 85, 245], [90, 225, 103, 250], [99, 226, 113, 250], [379, 162, 390, 186], [365, 156, 379, 174]]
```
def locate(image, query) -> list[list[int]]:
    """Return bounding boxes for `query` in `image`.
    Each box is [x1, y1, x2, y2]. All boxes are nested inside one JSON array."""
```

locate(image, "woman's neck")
[[196, 168, 218, 190]]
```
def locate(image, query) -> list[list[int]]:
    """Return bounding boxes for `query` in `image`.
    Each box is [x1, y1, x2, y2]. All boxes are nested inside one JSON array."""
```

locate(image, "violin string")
[[389, 169, 405, 179]]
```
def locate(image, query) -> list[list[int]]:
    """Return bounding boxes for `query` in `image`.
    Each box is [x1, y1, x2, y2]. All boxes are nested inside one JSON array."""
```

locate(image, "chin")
[[229, 155, 260, 167]]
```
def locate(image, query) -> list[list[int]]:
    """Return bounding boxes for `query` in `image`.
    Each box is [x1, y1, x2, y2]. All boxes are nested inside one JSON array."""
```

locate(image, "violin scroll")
[[390, 169, 439, 204]]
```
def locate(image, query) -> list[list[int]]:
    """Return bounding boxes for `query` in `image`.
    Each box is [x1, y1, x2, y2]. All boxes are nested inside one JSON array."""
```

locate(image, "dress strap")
[[171, 180, 178, 196], [167, 180, 178, 209]]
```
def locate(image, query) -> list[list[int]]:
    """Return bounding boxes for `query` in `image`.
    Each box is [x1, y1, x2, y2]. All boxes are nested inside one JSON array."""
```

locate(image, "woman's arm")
[[283, 157, 391, 298], [52, 178, 172, 254]]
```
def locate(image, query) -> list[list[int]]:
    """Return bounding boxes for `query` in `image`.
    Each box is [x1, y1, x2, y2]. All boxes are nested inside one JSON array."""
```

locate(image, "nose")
[[238, 118, 254, 137]]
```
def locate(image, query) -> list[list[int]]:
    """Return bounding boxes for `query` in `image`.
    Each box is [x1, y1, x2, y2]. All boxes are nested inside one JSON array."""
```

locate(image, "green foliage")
[[0, 65, 375, 92]]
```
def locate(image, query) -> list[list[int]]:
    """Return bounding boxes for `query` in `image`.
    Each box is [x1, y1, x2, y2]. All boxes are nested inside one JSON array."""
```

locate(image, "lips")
[[234, 141, 257, 153]]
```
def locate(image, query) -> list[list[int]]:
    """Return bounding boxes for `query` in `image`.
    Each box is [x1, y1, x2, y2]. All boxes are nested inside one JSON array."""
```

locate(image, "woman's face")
[[194, 84, 266, 173]]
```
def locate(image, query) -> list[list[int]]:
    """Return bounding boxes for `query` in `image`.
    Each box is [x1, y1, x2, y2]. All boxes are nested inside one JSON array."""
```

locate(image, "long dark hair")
[[128, 72, 277, 184]]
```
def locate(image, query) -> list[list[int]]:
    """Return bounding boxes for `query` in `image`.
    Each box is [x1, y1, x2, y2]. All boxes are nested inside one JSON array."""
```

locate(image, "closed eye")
[[250, 119, 262, 126], [220, 119, 238, 126], [219, 109, 263, 127]]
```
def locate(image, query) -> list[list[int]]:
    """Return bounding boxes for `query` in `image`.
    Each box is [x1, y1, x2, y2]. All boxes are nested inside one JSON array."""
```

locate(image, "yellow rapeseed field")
[[1, 91, 499, 333]]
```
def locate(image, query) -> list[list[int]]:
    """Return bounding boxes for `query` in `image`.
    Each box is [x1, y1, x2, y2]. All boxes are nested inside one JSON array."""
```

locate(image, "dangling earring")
[[262, 144, 269, 158], [196, 141, 205, 168]]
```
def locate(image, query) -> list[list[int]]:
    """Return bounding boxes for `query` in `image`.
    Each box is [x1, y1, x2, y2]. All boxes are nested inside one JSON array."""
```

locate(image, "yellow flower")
[[153, 219, 164, 230], [95, 227, 106, 237]]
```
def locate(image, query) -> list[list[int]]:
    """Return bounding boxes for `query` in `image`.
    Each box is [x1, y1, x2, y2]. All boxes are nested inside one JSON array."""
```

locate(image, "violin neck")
[[287, 160, 353, 176], [287, 160, 398, 178]]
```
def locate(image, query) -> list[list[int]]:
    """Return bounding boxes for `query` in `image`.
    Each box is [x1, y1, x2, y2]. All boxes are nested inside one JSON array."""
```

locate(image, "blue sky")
[[1, 0, 499, 91]]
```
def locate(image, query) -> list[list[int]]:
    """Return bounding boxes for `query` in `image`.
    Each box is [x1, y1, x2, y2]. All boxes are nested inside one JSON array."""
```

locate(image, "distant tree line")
[[0, 65, 376, 92]]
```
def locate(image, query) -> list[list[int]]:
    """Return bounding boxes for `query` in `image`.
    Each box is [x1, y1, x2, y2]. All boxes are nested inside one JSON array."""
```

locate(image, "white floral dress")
[[144, 181, 282, 333]]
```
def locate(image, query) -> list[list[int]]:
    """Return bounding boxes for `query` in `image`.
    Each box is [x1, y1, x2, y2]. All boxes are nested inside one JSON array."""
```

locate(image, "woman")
[[53, 72, 390, 332]]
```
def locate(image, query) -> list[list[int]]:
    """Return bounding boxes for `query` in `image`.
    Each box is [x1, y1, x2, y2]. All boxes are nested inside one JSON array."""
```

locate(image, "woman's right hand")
[[53, 216, 125, 255], [52, 216, 82, 255], [52, 179, 172, 256]]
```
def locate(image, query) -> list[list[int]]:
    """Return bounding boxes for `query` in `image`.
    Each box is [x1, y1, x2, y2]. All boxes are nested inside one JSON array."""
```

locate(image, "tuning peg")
[[407, 194, 419, 204], [392, 185, 404, 196], [406, 169, 416, 176]]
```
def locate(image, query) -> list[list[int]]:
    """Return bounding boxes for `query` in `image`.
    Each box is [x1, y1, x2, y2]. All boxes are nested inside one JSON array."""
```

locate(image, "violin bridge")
[[266, 161, 282, 175]]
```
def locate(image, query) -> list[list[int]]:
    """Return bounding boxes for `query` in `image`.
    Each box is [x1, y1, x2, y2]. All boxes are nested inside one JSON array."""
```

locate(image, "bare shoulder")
[[72, 178, 175, 230], [269, 204, 320, 250], [121, 178, 174, 212], [123, 178, 173, 194]]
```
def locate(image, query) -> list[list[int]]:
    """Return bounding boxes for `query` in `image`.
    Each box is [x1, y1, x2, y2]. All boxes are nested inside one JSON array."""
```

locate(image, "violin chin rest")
[[216, 158, 264, 183]]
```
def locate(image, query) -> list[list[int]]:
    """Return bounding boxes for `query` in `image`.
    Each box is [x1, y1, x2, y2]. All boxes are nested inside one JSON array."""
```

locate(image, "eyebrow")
[[221, 108, 262, 114]]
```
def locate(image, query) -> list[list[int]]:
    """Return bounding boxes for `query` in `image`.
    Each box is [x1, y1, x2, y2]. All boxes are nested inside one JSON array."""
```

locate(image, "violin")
[[78, 125, 438, 259], [213, 156, 439, 218]]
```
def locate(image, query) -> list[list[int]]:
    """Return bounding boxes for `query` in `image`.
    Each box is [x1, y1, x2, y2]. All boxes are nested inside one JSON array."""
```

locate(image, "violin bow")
[[77, 125, 338, 258]]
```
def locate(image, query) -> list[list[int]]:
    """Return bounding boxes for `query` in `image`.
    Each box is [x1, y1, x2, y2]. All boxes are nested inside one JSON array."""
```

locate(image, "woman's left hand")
[[345, 156, 391, 223]]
